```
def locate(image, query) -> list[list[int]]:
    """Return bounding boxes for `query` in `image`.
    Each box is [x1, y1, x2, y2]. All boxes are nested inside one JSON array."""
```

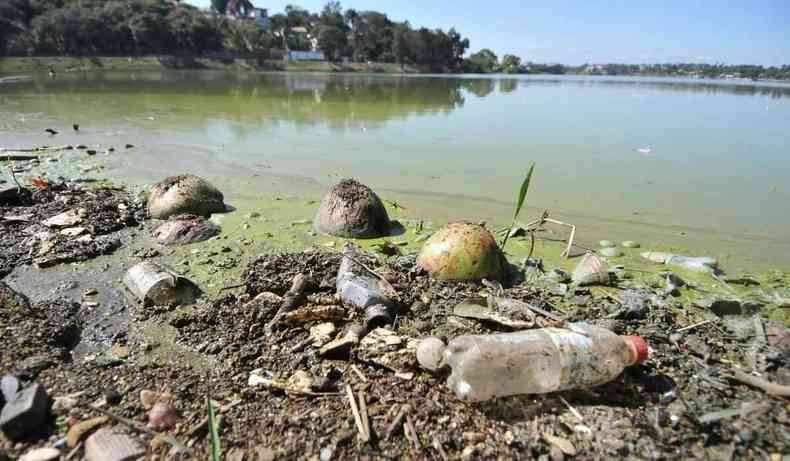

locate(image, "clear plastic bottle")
[[441, 323, 648, 401]]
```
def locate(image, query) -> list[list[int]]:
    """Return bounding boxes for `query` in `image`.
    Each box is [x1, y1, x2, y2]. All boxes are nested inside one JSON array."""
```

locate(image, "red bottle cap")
[[623, 336, 649, 364]]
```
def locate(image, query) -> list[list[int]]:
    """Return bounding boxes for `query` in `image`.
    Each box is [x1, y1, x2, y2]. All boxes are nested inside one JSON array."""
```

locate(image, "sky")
[[186, 0, 790, 65]]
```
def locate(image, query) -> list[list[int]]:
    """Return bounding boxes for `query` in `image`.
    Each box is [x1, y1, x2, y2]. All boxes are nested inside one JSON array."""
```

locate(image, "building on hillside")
[[226, 0, 270, 31]]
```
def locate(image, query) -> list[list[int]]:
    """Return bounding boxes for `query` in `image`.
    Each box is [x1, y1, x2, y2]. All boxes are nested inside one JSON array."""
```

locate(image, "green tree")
[[501, 54, 522, 73], [464, 49, 498, 73]]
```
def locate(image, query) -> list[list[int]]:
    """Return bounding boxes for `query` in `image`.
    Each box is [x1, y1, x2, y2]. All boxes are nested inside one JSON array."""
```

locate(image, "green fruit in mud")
[[417, 222, 506, 281]]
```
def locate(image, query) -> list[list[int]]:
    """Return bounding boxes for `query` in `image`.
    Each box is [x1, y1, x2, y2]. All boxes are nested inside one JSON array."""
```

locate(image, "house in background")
[[226, 0, 270, 31]]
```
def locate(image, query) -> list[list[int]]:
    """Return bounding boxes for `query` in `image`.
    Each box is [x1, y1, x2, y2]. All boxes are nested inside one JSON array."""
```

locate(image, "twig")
[[432, 436, 449, 461], [65, 441, 82, 461], [345, 385, 369, 443], [8, 166, 22, 191], [404, 415, 421, 450], [558, 395, 584, 422], [676, 320, 714, 333], [0, 145, 73, 153], [350, 364, 368, 383], [0, 153, 40, 161], [219, 283, 246, 292], [87, 406, 191, 455], [725, 368, 790, 397], [385, 404, 410, 440], [358, 390, 371, 443]]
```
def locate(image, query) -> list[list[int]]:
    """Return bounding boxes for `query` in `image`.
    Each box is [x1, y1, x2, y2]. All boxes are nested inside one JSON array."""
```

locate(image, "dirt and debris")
[[2, 244, 788, 460], [0, 182, 145, 278]]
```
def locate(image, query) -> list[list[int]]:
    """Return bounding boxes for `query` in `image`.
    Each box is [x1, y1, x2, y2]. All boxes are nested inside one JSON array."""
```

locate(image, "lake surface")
[[2, 71, 790, 269]]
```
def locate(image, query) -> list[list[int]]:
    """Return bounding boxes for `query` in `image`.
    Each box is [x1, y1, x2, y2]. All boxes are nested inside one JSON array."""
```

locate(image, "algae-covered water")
[[2, 71, 790, 270]]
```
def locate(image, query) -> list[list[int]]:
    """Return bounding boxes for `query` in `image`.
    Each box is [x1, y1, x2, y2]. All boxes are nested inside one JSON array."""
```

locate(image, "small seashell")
[[572, 253, 612, 286]]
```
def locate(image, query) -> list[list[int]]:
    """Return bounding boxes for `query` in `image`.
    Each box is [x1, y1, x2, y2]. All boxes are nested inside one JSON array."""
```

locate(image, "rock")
[[43, 208, 86, 227], [314, 178, 390, 238], [51, 393, 81, 414], [0, 382, 50, 441], [599, 240, 615, 248], [417, 222, 506, 281], [84, 428, 145, 461], [67, 416, 109, 448], [148, 175, 225, 219], [148, 399, 178, 430], [152, 215, 220, 246], [139, 390, 157, 410], [416, 337, 446, 372], [622, 241, 640, 248], [17, 354, 56, 378], [60, 227, 88, 237], [697, 298, 743, 317], [599, 247, 623, 258], [18, 448, 61, 461]]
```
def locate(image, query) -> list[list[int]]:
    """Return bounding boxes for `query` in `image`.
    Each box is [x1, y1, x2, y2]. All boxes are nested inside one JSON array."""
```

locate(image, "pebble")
[[139, 390, 158, 410], [622, 241, 640, 248], [599, 240, 615, 248], [84, 428, 145, 461], [18, 448, 61, 461]]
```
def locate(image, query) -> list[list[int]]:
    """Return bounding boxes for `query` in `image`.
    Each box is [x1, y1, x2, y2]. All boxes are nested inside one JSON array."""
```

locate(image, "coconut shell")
[[148, 175, 225, 219], [314, 179, 390, 239], [417, 222, 506, 281]]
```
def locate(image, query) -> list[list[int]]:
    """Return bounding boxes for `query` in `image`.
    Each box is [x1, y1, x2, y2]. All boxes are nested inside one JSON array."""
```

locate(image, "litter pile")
[[1, 178, 789, 460]]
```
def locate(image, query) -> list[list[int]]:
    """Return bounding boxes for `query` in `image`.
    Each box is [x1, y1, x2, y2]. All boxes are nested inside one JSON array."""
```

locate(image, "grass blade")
[[501, 163, 535, 249], [207, 396, 221, 461], [513, 163, 535, 222]]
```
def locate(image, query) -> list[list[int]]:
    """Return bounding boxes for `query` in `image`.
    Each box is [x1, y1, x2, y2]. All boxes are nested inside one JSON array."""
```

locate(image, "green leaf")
[[501, 163, 535, 250], [512, 163, 535, 222], [207, 396, 221, 461]]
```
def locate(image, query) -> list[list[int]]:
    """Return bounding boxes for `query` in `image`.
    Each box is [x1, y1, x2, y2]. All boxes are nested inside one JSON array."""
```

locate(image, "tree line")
[[0, 0, 470, 71]]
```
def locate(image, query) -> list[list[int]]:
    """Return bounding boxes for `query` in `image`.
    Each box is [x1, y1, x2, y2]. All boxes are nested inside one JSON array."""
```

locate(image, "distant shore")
[[2, 56, 789, 84]]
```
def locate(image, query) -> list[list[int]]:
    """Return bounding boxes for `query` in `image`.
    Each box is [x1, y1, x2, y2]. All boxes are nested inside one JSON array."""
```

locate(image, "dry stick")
[[432, 436, 449, 461], [64, 441, 82, 461], [676, 320, 714, 333], [350, 364, 368, 383], [358, 390, 371, 442], [0, 145, 73, 153], [725, 368, 790, 397], [345, 385, 369, 443], [558, 395, 584, 422], [385, 404, 410, 440], [0, 153, 40, 161], [266, 273, 309, 332], [404, 415, 421, 450], [7, 165, 22, 191]]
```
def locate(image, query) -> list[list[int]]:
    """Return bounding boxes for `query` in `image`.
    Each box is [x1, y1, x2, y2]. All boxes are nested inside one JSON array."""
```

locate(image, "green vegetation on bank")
[[0, 0, 469, 72]]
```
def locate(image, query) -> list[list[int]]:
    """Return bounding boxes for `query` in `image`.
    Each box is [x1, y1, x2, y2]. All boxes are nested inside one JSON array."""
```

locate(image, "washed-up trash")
[[18, 448, 61, 461], [152, 214, 220, 246], [453, 298, 535, 330], [357, 328, 418, 376], [417, 222, 506, 281], [148, 174, 225, 219], [572, 253, 613, 286], [641, 252, 718, 273], [599, 240, 615, 248], [314, 178, 390, 238], [319, 324, 366, 356], [434, 323, 647, 401], [148, 392, 178, 430], [43, 208, 86, 227], [84, 428, 145, 461], [336, 245, 395, 328], [248, 370, 322, 395], [622, 241, 640, 248], [123, 262, 200, 307], [416, 337, 446, 372]]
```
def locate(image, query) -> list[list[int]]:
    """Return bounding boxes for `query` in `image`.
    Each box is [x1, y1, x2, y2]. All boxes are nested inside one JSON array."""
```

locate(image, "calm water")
[[2, 71, 790, 268]]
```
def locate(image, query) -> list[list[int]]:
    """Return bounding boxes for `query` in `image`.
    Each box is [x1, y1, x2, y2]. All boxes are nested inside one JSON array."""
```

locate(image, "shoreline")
[[2, 56, 790, 85]]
